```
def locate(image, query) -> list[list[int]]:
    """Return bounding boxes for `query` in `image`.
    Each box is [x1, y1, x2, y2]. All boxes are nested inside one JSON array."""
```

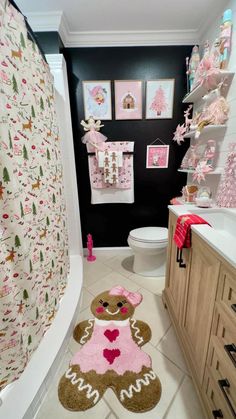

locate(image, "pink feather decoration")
[[192, 56, 221, 91]]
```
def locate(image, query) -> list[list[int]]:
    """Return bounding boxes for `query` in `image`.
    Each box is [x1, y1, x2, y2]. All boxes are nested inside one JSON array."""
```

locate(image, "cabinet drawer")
[[206, 342, 236, 418], [217, 265, 236, 319], [204, 368, 234, 418], [211, 304, 236, 366]]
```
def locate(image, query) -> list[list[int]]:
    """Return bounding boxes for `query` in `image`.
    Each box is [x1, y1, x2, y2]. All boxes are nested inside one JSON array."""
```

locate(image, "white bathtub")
[[0, 255, 83, 419]]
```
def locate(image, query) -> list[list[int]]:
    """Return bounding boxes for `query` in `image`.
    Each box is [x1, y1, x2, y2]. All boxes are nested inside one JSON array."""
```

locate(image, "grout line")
[[103, 396, 119, 419], [162, 374, 186, 419], [156, 347, 190, 376], [155, 324, 172, 348], [104, 408, 112, 419], [129, 276, 165, 297]]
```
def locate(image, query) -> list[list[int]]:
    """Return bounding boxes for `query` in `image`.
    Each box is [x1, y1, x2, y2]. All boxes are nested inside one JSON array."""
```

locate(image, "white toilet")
[[128, 227, 168, 277]]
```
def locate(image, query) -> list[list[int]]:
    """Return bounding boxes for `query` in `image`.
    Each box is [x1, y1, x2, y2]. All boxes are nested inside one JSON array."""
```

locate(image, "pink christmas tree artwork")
[[150, 86, 168, 116]]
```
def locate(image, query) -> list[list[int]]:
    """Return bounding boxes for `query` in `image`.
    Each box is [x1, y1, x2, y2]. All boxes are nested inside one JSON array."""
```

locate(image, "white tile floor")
[[35, 249, 205, 419]]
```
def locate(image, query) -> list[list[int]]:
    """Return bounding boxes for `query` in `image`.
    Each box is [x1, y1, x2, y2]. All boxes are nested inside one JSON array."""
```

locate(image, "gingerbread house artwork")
[[122, 92, 135, 109]]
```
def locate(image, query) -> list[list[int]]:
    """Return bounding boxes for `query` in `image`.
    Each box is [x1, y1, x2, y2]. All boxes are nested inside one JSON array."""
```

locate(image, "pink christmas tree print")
[[216, 147, 236, 207], [150, 86, 168, 116]]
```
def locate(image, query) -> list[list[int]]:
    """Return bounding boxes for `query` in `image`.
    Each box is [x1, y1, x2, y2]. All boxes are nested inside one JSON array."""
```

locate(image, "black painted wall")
[[62, 46, 191, 247], [35, 31, 64, 55]]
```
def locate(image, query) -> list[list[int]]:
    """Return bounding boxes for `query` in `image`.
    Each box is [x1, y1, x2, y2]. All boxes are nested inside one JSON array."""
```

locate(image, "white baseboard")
[[83, 246, 130, 253]]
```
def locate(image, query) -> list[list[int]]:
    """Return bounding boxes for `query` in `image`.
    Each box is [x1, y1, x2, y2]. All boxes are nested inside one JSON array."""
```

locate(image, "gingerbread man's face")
[[91, 290, 135, 321]]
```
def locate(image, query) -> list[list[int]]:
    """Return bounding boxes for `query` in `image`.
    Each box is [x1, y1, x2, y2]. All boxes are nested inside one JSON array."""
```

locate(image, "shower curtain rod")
[[7, 0, 47, 63]]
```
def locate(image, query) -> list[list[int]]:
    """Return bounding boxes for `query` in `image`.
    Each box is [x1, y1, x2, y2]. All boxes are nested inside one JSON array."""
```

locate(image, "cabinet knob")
[[231, 304, 236, 313], [218, 379, 236, 418], [212, 410, 223, 418], [224, 344, 236, 368], [176, 248, 186, 268]]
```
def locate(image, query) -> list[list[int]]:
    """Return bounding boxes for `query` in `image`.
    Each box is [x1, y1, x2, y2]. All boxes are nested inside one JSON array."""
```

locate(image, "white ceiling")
[[16, 0, 228, 46]]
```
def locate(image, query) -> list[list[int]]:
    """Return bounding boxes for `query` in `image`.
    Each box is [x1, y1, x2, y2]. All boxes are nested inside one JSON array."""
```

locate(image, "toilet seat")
[[129, 227, 168, 244]]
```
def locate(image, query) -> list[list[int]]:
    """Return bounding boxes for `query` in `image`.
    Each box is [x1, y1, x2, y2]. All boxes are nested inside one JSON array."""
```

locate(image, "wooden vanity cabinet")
[[163, 211, 236, 418], [164, 211, 190, 323], [181, 233, 220, 384]]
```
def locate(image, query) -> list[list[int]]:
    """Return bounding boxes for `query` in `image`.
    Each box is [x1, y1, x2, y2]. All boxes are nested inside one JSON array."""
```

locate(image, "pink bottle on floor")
[[87, 234, 96, 262]]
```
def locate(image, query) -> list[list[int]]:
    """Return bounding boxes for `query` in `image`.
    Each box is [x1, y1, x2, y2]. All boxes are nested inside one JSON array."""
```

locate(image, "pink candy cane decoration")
[[87, 234, 96, 262]]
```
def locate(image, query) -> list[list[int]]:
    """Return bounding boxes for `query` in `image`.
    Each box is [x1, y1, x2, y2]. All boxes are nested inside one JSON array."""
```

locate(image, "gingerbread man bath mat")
[[58, 286, 161, 413]]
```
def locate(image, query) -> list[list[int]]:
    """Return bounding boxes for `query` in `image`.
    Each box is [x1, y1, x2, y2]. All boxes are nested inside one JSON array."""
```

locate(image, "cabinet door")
[[181, 233, 220, 384], [165, 213, 189, 322]]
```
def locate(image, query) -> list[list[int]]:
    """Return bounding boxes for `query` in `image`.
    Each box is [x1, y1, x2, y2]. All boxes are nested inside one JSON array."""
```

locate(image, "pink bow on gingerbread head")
[[109, 286, 142, 307]]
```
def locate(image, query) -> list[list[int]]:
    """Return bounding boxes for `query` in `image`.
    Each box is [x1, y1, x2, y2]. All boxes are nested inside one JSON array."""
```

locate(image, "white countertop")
[[168, 205, 236, 269]]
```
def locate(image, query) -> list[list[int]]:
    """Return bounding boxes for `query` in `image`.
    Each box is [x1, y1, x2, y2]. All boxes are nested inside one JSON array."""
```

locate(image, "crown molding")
[[25, 11, 63, 33], [63, 29, 199, 47], [25, 11, 200, 47]]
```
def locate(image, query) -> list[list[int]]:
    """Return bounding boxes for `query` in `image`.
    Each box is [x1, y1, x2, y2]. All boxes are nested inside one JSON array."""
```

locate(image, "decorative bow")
[[109, 286, 142, 307]]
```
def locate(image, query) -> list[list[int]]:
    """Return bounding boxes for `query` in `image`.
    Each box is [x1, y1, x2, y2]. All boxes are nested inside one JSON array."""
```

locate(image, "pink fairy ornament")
[[81, 117, 107, 151], [87, 234, 96, 262]]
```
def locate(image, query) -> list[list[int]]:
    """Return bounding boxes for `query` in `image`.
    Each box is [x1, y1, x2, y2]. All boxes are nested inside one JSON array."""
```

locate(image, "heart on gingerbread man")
[[104, 329, 119, 342]]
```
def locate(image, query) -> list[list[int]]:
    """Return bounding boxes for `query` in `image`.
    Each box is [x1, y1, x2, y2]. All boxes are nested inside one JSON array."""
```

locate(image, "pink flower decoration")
[[192, 162, 213, 183], [173, 123, 186, 145]]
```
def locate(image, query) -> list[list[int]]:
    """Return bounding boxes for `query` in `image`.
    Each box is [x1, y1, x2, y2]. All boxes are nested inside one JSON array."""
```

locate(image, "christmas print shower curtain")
[[0, 0, 69, 390]]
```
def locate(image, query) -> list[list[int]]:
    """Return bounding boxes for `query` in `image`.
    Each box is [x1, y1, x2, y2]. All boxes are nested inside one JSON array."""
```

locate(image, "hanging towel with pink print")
[[87, 141, 134, 189]]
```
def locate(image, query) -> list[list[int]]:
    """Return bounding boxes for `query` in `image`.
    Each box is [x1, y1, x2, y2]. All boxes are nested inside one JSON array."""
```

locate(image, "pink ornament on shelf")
[[86, 234, 96, 262]]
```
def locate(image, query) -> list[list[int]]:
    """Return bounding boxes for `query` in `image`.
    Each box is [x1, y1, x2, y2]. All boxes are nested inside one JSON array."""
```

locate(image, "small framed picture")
[[146, 79, 175, 119], [114, 80, 142, 120], [146, 145, 169, 168], [82, 80, 112, 120]]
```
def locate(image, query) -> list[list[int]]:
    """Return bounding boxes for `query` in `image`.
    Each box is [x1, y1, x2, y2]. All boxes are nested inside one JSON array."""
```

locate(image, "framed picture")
[[145, 79, 175, 119], [82, 80, 112, 120], [146, 145, 169, 168], [114, 80, 142, 120]]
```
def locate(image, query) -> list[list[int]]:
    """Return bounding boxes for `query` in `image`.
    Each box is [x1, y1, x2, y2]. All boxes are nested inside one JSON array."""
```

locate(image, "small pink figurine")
[[87, 234, 96, 262]]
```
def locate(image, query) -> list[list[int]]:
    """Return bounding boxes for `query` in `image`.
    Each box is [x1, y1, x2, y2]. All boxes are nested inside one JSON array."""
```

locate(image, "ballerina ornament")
[[81, 116, 107, 150]]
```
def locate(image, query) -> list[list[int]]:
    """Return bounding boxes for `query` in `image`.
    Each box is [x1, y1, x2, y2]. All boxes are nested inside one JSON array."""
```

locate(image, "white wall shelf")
[[183, 124, 227, 139], [182, 71, 234, 103], [178, 168, 223, 174]]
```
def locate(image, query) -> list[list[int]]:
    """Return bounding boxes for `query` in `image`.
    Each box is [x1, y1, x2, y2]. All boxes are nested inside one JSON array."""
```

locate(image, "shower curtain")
[[0, 0, 69, 391]]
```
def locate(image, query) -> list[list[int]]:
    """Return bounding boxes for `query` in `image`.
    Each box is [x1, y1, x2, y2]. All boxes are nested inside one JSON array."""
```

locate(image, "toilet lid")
[[129, 227, 168, 243]]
